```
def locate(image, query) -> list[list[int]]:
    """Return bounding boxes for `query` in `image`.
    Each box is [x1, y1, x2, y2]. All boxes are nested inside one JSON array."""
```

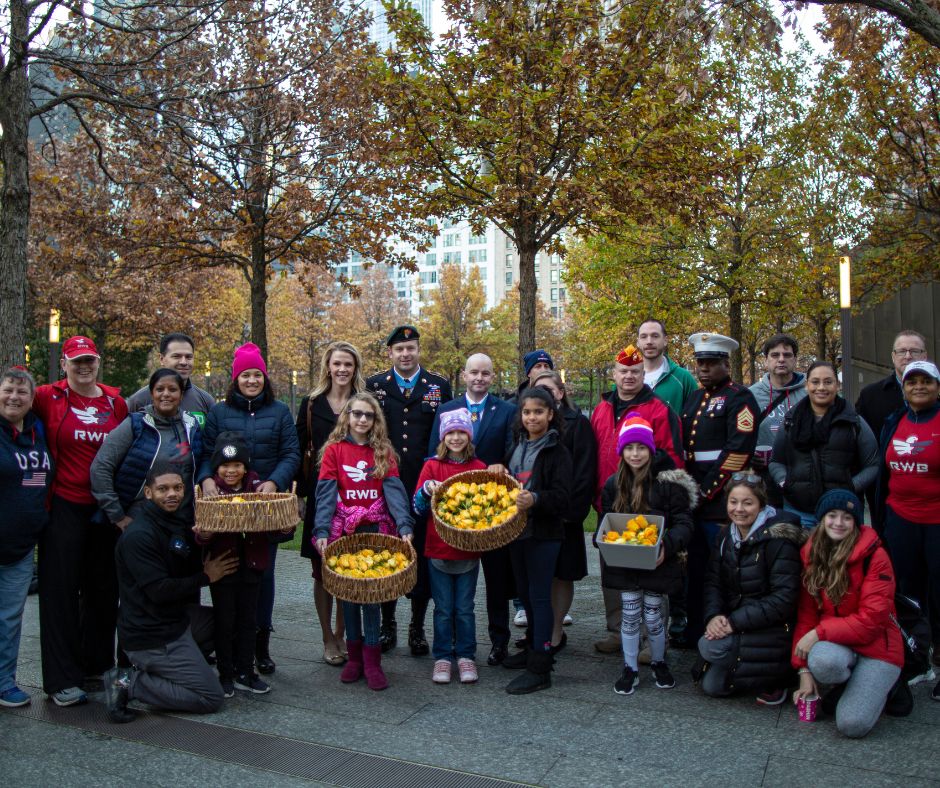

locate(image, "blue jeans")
[[509, 538, 561, 652], [428, 561, 479, 661], [783, 502, 818, 530], [343, 602, 381, 646], [0, 551, 35, 692]]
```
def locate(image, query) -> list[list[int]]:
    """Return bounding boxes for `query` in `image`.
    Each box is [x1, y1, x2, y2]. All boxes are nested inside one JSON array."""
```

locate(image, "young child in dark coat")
[[195, 431, 287, 698]]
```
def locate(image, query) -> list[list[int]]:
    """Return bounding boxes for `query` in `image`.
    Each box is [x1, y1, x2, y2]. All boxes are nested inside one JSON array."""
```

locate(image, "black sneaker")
[[651, 661, 675, 689], [756, 688, 787, 706], [234, 673, 271, 694], [221, 679, 235, 699], [932, 679, 939, 701], [614, 666, 638, 696]]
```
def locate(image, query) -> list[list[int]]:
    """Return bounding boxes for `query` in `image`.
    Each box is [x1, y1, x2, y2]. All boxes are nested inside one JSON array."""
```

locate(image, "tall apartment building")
[[334, 218, 568, 318], [365, 0, 433, 49]]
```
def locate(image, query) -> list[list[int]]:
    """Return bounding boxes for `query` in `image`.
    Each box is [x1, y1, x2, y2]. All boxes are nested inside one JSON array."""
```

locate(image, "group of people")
[[0, 321, 936, 740]]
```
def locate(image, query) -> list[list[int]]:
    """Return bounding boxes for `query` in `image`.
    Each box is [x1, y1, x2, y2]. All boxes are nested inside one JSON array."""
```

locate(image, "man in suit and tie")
[[429, 353, 518, 665], [368, 326, 452, 655]]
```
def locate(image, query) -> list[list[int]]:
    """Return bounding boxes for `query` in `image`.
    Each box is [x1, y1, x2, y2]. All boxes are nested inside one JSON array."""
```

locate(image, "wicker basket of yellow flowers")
[[430, 470, 527, 552]]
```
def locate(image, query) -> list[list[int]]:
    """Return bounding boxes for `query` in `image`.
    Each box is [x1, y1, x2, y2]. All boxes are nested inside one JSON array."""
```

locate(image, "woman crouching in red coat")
[[791, 489, 904, 738]]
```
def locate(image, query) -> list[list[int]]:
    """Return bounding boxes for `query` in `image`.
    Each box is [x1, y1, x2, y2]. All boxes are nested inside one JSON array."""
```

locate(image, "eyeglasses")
[[731, 472, 761, 484], [349, 409, 375, 422], [892, 348, 926, 358]]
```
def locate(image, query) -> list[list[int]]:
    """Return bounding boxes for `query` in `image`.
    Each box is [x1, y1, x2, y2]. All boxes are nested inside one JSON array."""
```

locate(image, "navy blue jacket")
[[0, 412, 53, 564], [428, 394, 516, 466], [117, 411, 202, 513], [198, 393, 300, 492]]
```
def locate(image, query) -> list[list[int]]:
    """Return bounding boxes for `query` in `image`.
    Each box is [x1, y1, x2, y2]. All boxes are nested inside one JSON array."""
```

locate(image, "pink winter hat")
[[616, 416, 656, 455], [231, 342, 268, 380]]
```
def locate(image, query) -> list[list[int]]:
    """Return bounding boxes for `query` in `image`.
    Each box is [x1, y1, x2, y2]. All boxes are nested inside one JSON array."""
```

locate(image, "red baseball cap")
[[62, 335, 101, 360]]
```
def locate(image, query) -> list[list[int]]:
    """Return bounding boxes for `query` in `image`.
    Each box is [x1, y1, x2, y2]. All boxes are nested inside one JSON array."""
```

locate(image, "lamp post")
[[204, 360, 212, 400], [839, 256, 854, 403], [48, 309, 61, 383], [290, 370, 298, 417]]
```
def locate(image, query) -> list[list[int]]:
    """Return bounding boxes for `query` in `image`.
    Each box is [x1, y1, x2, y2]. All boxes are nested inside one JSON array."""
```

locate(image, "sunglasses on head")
[[731, 472, 761, 484]]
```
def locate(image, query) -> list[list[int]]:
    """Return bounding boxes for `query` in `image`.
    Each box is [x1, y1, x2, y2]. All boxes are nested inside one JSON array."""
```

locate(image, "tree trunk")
[[815, 315, 828, 361], [0, 1, 31, 368], [728, 297, 744, 382], [517, 241, 537, 376], [249, 246, 269, 360]]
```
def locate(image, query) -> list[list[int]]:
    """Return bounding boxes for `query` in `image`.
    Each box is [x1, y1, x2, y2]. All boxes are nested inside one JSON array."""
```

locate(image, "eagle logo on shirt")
[[342, 461, 374, 483], [70, 405, 110, 425], [892, 435, 933, 456]]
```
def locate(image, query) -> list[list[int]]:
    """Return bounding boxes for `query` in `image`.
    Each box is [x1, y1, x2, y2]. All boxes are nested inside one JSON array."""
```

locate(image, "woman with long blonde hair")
[[792, 489, 903, 738], [296, 341, 366, 666], [313, 392, 414, 690]]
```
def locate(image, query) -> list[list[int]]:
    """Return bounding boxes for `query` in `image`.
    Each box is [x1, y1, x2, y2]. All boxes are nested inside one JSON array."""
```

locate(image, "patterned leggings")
[[620, 590, 666, 670]]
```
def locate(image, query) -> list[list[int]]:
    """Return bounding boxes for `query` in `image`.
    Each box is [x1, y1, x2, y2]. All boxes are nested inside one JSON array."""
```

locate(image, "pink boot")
[[362, 644, 389, 691], [341, 640, 363, 683]]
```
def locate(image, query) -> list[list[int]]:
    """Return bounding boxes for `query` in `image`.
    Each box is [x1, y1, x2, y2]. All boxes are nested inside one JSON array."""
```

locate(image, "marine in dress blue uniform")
[[366, 325, 452, 654]]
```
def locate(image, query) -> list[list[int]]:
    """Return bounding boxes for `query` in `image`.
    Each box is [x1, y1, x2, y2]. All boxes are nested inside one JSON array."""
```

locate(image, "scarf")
[[788, 395, 847, 450]]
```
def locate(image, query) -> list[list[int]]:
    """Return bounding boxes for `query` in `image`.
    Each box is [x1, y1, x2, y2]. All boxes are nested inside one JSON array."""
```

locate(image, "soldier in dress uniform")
[[367, 326, 452, 655], [677, 333, 759, 647]]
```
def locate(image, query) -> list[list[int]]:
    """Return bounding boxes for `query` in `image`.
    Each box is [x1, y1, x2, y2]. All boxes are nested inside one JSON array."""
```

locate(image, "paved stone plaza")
[[2, 538, 938, 787]]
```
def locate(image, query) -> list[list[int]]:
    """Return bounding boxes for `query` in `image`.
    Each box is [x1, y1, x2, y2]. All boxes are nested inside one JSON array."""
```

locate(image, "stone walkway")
[[2, 538, 938, 787]]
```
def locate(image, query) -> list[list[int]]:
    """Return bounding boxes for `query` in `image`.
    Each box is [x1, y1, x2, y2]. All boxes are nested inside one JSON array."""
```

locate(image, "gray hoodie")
[[749, 372, 807, 452]]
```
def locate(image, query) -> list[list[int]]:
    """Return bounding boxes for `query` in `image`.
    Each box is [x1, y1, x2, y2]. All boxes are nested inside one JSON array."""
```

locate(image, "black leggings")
[[210, 569, 262, 679]]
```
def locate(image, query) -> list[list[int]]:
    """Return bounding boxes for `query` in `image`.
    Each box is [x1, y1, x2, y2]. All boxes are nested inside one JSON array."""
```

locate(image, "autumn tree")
[[782, 1, 940, 50], [382, 0, 717, 372], [327, 266, 412, 375], [417, 264, 489, 388], [79, 0, 423, 359], [1, 1, 230, 368]]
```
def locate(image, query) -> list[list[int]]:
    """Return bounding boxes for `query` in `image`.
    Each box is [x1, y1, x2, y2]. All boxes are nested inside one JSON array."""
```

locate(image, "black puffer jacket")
[[504, 431, 573, 541], [702, 510, 805, 693], [597, 451, 696, 595]]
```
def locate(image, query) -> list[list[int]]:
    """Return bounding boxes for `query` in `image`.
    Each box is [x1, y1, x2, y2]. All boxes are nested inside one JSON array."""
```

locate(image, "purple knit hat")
[[616, 416, 656, 455], [439, 408, 474, 439], [231, 342, 268, 380]]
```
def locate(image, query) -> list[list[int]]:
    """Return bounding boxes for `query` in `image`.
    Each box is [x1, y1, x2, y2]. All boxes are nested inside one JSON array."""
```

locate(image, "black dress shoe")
[[408, 625, 429, 656], [549, 632, 567, 656], [379, 620, 397, 653], [487, 645, 508, 666]]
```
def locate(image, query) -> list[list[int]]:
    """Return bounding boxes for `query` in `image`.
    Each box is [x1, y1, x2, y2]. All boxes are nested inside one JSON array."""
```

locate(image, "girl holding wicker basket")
[[314, 392, 414, 691], [413, 408, 486, 685]]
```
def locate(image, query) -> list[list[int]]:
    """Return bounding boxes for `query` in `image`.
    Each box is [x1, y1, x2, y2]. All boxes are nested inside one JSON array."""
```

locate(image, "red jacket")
[[32, 378, 127, 504], [414, 457, 486, 561], [590, 387, 683, 509], [792, 526, 904, 669]]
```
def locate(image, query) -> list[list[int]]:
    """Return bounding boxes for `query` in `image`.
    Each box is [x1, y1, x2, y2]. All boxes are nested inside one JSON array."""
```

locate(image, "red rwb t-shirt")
[[885, 412, 940, 523], [318, 441, 399, 506], [32, 384, 127, 505]]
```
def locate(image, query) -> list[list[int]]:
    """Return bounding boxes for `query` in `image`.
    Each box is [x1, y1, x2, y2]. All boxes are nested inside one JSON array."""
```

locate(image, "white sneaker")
[[908, 667, 936, 686], [513, 609, 528, 627], [563, 614, 573, 626]]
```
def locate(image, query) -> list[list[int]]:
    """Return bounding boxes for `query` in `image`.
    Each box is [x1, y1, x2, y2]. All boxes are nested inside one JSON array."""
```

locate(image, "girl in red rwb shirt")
[[413, 408, 486, 685], [313, 392, 413, 691]]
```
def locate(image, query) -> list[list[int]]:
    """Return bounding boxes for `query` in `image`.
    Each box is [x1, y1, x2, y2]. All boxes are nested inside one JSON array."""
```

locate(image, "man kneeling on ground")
[[106, 462, 238, 722]]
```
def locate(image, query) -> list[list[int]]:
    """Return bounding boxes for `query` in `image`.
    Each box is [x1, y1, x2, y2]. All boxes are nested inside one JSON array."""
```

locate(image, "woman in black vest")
[[295, 341, 365, 666], [769, 362, 878, 529]]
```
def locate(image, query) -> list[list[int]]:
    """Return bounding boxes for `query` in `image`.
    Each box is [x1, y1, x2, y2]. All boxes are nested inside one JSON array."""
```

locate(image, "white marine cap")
[[689, 332, 739, 359]]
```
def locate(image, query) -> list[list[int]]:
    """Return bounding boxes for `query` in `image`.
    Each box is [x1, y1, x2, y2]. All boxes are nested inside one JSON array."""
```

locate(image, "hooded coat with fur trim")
[[702, 511, 805, 692], [598, 451, 697, 595]]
